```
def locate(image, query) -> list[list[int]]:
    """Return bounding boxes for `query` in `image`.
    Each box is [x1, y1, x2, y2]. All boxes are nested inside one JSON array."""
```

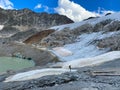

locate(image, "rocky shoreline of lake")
[[0, 59, 120, 90]]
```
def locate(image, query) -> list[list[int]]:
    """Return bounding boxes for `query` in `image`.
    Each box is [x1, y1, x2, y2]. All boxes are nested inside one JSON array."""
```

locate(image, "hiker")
[[69, 65, 71, 72]]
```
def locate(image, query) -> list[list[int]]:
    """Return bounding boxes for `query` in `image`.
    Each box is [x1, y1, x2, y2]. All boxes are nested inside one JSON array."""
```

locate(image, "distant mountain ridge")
[[0, 8, 73, 42], [0, 8, 73, 30]]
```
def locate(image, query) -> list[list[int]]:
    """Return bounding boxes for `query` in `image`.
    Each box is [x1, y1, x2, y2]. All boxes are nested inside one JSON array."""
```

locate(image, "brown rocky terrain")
[[23, 29, 55, 45]]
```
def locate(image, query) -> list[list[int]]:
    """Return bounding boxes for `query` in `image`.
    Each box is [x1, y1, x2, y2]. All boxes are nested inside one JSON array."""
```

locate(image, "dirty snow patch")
[[61, 51, 120, 68], [0, 25, 4, 30], [4, 68, 76, 82], [52, 31, 120, 61], [52, 47, 73, 57]]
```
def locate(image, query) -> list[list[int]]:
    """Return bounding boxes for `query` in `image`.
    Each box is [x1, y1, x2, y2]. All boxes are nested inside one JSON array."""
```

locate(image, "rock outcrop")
[[97, 35, 120, 50], [0, 72, 79, 90], [0, 8, 74, 30], [0, 8, 73, 43], [23, 29, 55, 44]]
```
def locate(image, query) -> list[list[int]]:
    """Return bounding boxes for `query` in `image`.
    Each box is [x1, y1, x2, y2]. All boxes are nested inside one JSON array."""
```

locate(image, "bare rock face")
[[0, 8, 73, 43], [93, 19, 112, 32], [103, 21, 120, 32], [97, 35, 120, 51], [23, 29, 55, 44], [40, 24, 94, 47], [0, 28, 39, 44], [96, 21, 120, 51], [40, 27, 74, 47], [0, 26, 19, 35], [0, 8, 74, 30], [9, 28, 39, 42]]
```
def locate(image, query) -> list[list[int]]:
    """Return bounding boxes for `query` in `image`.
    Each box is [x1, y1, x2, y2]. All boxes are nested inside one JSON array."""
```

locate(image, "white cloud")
[[34, 4, 42, 9], [0, 0, 14, 9], [55, 0, 99, 22], [34, 4, 53, 13], [43, 6, 49, 12], [97, 7, 115, 16]]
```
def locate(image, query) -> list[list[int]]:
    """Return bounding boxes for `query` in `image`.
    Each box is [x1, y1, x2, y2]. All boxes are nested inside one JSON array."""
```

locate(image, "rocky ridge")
[[0, 8, 73, 29], [0, 8, 73, 43]]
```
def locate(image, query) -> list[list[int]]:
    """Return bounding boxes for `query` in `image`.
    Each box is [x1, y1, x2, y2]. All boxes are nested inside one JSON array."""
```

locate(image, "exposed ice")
[[51, 31, 120, 61]]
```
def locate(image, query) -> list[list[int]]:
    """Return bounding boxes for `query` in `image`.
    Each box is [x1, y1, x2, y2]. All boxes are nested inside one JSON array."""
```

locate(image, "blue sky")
[[9, 0, 120, 12], [0, 0, 120, 22]]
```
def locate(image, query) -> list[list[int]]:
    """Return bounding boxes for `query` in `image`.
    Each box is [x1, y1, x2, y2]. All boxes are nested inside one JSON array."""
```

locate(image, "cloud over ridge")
[[34, 4, 42, 9], [55, 0, 99, 22]]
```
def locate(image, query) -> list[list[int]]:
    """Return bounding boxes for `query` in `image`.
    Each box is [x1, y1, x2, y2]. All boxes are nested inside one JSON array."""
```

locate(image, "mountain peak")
[[0, 8, 74, 29]]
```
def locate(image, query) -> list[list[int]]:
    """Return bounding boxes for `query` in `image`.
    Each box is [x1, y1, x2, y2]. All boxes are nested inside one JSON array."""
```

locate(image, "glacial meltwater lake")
[[0, 57, 35, 73]]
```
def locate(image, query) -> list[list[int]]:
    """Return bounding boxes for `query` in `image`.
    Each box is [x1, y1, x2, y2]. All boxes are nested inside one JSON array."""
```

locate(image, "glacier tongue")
[[51, 31, 120, 61]]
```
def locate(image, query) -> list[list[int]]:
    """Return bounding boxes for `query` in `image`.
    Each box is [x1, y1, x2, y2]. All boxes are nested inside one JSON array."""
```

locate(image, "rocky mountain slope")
[[24, 12, 120, 61], [23, 29, 55, 44], [0, 8, 73, 29], [0, 8, 73, 43]]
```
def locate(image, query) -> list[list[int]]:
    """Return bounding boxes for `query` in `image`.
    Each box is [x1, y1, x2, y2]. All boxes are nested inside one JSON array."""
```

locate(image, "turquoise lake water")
[[0, 57, 35, 73]]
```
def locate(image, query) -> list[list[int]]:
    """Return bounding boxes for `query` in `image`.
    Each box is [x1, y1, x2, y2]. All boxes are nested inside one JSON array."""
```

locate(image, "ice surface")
[[51, 31, 120, 61]]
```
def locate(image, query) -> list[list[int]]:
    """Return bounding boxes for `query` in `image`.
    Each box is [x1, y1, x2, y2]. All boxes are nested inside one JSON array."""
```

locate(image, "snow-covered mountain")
[[30, 12, 119, 61]]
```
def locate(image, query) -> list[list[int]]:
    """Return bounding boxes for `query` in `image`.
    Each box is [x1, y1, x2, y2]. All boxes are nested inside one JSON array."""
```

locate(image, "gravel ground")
[[0, 59, 120, 90]]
